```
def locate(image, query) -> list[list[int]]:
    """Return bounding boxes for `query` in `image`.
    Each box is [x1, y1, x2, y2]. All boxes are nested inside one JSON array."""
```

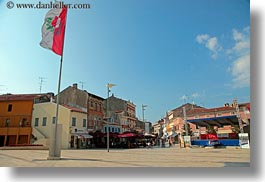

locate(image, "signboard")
[[238, 133, 250, 149], [184, 136, 191, 147]]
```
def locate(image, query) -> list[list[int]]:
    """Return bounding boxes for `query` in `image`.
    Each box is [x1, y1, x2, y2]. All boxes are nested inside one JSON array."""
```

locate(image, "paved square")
[[0, 147, 250, 167]]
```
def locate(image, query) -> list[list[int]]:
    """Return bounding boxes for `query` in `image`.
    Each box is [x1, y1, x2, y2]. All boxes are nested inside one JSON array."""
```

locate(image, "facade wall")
[[58, 84, 88, 110], [59, 84, 105, 133], [87, 95, 104, 132], [32, 102, 89, 149], [144, 122, 152, 134], [0, 100, 33, 146], [105, 95, 126, 116], [153, 123, 161, 135], [31, 103, 86, 150], [104, 95, 137, 133], [32, 102, 71, 149]]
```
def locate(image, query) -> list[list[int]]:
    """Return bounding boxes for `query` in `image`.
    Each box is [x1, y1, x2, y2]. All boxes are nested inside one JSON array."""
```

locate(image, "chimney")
[[224, 103, 229, 107], [47, 92, 55, 102], [73, 83, 78, 89]]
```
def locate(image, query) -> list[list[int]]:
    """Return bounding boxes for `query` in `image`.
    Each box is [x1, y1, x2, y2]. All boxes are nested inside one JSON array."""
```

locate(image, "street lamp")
[[106, 83, 116, 152], [142, 104, 147, 133], [142, 104, 147, 122]]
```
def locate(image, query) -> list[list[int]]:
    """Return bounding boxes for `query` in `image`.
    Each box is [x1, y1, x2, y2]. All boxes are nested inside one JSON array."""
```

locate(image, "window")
[[52, 117, 56, 124], [99, 104, 102, 112], [95, 103, 98, 111], [20, 118, 27, 127], [35, 118, 39, 126], [112, 128, 114, 132], [8, 104, 12, 112], [72, 117, 76, 126], [42, 117, 47, 126], [83, 119, 86, 127], [5, 118, 10, 127]]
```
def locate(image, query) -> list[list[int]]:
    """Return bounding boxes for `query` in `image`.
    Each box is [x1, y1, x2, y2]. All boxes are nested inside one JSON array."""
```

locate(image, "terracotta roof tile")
[[0, 94, 48, 101], [63, 104, 87, 114]]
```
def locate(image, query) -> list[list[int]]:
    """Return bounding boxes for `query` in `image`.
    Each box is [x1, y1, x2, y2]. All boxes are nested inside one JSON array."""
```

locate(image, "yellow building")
[[32, 102, 90, 149]]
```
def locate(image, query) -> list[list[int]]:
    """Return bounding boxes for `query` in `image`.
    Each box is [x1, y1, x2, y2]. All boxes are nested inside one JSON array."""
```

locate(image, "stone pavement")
[[0, 146, 250, 167]]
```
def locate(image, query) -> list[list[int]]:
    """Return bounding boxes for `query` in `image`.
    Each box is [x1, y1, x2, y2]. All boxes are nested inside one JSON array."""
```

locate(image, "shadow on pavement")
[[224, 162, 250, 167], [32, 158, 103, 162]]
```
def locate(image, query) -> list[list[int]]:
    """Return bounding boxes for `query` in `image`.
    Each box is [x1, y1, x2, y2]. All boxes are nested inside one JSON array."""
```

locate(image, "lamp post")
[[142, 104, 147, 133], [106, 83, 116, 152], [182, 106, 188, 136], [142, 104, 147, 122]]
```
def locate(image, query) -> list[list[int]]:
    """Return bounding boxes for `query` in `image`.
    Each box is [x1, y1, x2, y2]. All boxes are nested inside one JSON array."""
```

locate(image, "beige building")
[[153, 123, 161, 135], [32, 102, 90, 149]]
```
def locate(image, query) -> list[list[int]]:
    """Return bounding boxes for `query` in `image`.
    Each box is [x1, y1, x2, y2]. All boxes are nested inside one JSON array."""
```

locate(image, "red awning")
[[118, 133, 137, 138], [92, 132, 118, 138]]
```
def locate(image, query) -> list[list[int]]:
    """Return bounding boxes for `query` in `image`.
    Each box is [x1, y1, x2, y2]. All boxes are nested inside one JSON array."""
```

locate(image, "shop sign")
[[238, 133, 250, 149]]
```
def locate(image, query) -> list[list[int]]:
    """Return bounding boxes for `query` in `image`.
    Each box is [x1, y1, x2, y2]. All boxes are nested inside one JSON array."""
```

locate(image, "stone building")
[[104, 94, 136, 133], [58, 83, 105, 133]]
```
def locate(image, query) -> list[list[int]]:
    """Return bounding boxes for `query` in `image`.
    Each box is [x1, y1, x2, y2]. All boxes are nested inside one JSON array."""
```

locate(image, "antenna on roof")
[[79, 81, 86, 90], [39, 77, 47, 93], [180, 94, 188, 104]]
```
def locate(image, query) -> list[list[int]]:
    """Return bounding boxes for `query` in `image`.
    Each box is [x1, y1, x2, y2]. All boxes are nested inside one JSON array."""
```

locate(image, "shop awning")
[[187, 115, 239, 127], [76, 134, 93, 139], [144, 134, 156, 138], [118, 133, 137, 138]]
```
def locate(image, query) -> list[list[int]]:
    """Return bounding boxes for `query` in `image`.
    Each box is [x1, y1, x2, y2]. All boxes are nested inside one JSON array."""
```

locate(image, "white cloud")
[[228, 27, 250, 88], [196, 34, 222, 59], [233, 29, 244, 41], [229, 54, 250, 88], [196, 34, 209, 44], [233, 41, 249, 52], [206, 37, 218, 51], [196, 27, 250, 88], [227, 28, 250, 57]]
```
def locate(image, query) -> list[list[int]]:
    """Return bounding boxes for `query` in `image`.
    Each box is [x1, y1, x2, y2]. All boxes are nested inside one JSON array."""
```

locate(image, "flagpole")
[[48, 55, 63, 160], [47, 5, 68, 160]]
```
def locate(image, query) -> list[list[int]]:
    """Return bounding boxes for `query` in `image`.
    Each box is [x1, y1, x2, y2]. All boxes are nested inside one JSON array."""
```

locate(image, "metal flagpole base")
[[47, 124, 62, 160], [47, 156, 61, 160]]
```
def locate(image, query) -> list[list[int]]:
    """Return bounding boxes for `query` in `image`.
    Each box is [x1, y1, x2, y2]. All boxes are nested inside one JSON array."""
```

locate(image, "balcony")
[[0, 127, 32, 135]]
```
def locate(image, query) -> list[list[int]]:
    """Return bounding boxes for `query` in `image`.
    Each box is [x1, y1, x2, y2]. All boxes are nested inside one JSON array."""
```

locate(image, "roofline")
[[0, 93, 50, 101]]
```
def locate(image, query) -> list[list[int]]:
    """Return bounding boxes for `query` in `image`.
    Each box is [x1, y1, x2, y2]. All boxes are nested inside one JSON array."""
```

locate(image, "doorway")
[[0, 136, 5, 147]]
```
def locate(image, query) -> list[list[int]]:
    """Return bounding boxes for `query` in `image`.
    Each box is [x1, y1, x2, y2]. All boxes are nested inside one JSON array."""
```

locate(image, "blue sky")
[[0, 0, 250, 123]]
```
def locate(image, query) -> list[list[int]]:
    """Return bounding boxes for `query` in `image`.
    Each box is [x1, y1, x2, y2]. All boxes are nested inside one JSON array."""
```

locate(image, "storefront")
[[70, 129, 93, 149]]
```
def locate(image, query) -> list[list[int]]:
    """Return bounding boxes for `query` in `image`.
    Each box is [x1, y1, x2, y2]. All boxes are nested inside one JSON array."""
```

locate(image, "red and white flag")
[[40, 5, 67, 56]]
